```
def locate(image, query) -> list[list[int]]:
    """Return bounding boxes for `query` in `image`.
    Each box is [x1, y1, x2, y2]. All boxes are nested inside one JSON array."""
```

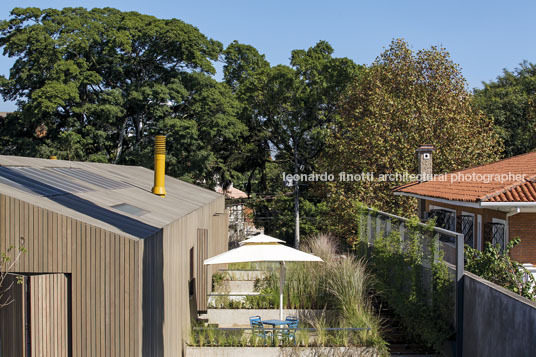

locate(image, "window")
[[461, 212, 475, 248], [428, 206, 456, 243], [491, 218, 507, 253], [189, 247, 195, 297]]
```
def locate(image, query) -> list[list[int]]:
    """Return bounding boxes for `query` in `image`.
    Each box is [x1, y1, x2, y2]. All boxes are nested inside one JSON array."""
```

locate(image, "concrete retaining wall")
[[219, 270, 267, 281], [463, 272, 536, 357], [214, 280, 256, 293], [185, 346, 378, 356]]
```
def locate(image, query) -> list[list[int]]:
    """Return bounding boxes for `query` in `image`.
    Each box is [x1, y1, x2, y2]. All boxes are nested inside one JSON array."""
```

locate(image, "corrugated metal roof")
[[0, 155, 223, 239], [50, 167, 130, 190]]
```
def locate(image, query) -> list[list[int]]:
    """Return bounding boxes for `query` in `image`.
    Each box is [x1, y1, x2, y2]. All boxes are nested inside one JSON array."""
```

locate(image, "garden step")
[[372, 297, 437, 356], [213, 280, 256, 294], [218, 269, 267, 281], [207, 292, 261, 307]]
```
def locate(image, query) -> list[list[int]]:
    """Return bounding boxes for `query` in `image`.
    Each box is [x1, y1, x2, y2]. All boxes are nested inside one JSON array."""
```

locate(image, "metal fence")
[[353, 207, 464, 356]]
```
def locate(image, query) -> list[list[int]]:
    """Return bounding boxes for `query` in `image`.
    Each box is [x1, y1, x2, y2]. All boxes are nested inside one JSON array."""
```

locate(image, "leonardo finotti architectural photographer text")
[[282, 172, 527, 184]]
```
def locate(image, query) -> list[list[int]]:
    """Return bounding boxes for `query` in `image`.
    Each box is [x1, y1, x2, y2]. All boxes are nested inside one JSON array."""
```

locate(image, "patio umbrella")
[[204, 233, 323, 320]]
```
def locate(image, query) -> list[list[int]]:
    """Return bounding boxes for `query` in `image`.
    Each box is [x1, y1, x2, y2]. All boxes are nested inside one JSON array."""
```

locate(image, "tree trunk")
[[113, 119, 127, 164], [294, 140, 300, 249]]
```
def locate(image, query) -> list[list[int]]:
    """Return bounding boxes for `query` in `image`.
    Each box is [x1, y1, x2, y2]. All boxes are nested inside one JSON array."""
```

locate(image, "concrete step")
[[208, 292, 261, 306], [213, 280, 256, 294], [219, 270, 267, 281]]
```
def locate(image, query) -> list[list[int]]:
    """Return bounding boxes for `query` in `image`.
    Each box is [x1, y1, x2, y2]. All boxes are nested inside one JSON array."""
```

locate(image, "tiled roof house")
[[394, 147, 536, 265]]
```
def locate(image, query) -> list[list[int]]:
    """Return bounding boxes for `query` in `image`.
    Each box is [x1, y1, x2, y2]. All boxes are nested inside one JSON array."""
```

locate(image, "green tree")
[[223, 41, 360, 246], [222, 41, 272, 193], [0, 7, 246, 185], [322, 39, 502, 242], [474, 61, 536, 157]]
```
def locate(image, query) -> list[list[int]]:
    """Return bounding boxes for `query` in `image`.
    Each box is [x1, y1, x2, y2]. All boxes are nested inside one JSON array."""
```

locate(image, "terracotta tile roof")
[[215, 185, 248, 199], [393, 152, 536, 203]]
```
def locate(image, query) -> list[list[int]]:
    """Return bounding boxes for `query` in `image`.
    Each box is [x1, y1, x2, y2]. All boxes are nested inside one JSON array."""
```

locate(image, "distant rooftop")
[[0, 155, 222, 239], [394, 152, 536, 203], [215, 184, 248, 199]]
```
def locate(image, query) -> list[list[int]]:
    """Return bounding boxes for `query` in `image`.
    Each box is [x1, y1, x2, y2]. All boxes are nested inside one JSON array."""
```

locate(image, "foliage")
[[352, 208, 454, 352], [241, 234, 384, 349], [189, 324, 381, 349], [321, 39, 502, 242], [223, 41, 360, 245], [0, 7, 246, 185], [0, 245, 26, 309], [474, 62, 536, 157], [465, 238, 536, 300]]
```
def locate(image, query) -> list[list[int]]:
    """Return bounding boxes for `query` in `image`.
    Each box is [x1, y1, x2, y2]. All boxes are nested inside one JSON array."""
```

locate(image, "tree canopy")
[[473, 61, 536, 158], [222, 40, 360, 244], [0, 7, 246, 184], [321, 39, 502, 241], [0, 8, 519, 246]]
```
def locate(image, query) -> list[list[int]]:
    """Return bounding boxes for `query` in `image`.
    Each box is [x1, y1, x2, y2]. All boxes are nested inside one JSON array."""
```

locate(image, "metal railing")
[[356, 207, 464, 357], [193, 327, 371, 332]]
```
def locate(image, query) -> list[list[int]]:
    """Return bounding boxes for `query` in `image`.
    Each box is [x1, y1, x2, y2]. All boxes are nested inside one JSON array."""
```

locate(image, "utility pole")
[[293, 139, 300, 249]]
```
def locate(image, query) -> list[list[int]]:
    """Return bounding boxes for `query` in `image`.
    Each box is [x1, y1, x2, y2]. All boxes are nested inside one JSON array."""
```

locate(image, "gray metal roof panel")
[[50, 167, 130, 190], [0, 155, 224, 239]]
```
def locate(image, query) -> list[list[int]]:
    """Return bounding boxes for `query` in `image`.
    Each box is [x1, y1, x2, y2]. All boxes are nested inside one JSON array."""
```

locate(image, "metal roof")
[[0, 155, 223, 239]]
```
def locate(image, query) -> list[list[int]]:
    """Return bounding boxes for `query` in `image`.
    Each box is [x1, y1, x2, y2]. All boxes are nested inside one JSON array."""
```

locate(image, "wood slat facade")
[[0, 274, 27, 357], [29, 274, 69, 357], [0, 192, 227, 356], [196, 228, 208, 312]]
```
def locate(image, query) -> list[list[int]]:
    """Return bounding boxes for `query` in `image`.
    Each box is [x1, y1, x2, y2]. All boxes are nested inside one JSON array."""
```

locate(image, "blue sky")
[[1, 0, 535, 111]]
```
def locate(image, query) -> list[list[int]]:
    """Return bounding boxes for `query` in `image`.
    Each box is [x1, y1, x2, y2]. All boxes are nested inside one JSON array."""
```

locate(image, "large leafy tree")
[[474, 61, 536, 157], [0, 7, 246, 184], [223, 41, 360, 246], [322, 39, 502, 242]]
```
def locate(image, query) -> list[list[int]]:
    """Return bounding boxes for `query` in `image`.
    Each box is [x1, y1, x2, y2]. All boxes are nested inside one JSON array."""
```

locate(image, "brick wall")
[[509, 213, 536, 264]]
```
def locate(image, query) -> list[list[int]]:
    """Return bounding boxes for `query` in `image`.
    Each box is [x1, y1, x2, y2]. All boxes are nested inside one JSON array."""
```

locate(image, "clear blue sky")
[[1, 0, 536, 111]]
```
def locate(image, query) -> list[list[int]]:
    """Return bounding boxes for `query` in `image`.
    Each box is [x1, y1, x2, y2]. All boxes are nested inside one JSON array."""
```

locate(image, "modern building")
[[0, 141, 228, 356], [215, 184, 260, 247], [394, 146, 536, 267]]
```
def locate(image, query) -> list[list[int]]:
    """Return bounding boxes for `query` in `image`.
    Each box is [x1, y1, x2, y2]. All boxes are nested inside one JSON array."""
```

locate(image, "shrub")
[[466, 238, 536, 300]]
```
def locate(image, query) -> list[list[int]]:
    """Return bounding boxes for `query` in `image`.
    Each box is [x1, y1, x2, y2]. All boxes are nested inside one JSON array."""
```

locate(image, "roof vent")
[[152, 135, 166, 197]]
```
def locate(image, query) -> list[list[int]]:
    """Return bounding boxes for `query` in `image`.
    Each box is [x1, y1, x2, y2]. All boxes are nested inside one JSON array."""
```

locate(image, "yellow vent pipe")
[[152, 135, 166, 197]]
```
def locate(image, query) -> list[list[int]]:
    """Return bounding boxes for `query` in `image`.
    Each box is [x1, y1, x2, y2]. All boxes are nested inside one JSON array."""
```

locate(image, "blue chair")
[[249, 316, 270, 343], [282, 316, 299, 343]]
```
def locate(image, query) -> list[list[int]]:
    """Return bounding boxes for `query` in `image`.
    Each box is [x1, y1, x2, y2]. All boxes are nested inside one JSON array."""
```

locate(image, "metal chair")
[[282, 316, 298, 343], [249, 316, 270, 343]]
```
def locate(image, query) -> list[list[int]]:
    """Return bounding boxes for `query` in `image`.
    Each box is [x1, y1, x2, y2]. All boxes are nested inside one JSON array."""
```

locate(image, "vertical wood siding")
[[0, 194, 142, 356], [29, 274, 68, 357], [0, 274, 27, 357], [196, 229, 208, 311], [0, 193, 227, 357], [143, 196, 226, 356]]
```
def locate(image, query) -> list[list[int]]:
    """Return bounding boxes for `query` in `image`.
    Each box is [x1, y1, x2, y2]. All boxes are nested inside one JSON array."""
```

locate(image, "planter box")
[[185, 346, 378, 357], [206, 309, 332, 327]]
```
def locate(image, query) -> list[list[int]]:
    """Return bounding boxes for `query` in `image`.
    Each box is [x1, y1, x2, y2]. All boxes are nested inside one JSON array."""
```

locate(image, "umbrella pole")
[[279, 261, 285, 320]]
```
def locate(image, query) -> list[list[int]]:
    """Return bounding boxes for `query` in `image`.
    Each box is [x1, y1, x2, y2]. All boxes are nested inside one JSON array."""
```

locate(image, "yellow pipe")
[[49, 156, 57, 160], [151, 135, 166, 197]]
